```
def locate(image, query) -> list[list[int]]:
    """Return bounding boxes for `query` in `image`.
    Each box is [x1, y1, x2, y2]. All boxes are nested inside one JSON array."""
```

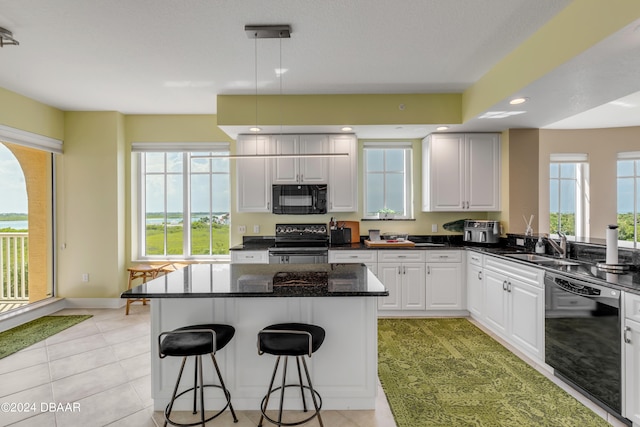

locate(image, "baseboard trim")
[[64, 298, 126, 309], [0, 298, 67, 333]]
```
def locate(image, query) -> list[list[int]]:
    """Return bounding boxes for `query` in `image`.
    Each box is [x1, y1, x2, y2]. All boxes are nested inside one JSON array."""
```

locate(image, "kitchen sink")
[[505, 253, 581, 266]]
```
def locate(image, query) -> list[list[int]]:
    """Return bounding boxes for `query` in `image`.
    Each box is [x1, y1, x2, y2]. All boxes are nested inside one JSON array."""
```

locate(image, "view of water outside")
[[0, 144, 28, 231]]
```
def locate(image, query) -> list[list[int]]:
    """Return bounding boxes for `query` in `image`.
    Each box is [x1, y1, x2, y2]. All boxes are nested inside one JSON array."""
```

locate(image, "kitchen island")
[[121, 263, 388, 411]]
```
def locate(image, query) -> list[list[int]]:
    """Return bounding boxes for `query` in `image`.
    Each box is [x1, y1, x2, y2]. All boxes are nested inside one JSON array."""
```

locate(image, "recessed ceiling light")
[[436, 126, 449, 131], [341, 126, 353, 132], [509, 97, 528, 105], [249, 127, 262, 132]]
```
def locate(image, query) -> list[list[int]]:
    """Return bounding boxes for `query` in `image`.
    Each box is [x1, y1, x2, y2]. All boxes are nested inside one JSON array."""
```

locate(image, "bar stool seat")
[[257, 323, 325, 427], [159, 324, 238, 426]]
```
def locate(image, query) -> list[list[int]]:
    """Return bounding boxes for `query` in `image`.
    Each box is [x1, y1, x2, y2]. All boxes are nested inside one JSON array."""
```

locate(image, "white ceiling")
[[1, 0, 639, 138]]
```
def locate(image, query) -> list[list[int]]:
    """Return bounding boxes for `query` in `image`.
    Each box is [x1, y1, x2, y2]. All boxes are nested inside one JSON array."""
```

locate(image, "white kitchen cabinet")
[[272, 134, 328, 184], [328, 134, 358, 212], [377, 250, 426, 311], [466, 252, 484, 318], [425, 251, 464, 310], [230, 250, 269, 264], [328, 250, 377, 275], [236, 134, 272, 212], [482, 256, 544, 361], [624, 292, 640, 425], [422, 133, 501, 212]]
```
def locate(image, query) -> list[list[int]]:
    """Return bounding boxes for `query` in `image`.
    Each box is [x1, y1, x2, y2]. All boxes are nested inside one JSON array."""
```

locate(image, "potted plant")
[[377, 208, 396, 220]]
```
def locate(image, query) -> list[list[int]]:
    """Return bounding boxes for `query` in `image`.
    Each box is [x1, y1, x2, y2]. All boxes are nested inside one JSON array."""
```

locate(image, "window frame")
[[548, 153, 589, 238], [362, 142, 413, 220], [616, 151, 640, 249], [134, 142, 230, 261]]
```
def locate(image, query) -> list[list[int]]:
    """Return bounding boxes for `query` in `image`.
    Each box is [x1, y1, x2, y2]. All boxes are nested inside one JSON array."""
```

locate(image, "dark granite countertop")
[[467, 247, 640, 295], [120, 263, 388, 299]]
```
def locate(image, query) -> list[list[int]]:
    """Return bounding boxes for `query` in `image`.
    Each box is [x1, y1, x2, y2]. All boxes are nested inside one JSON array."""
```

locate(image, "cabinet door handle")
[[427, 266, 431, 275], [625, 326, 632, 344], [300, 174, 304, 182], [478, 271, 482, 280], [507, 281, 512, 292], [398, 266, 401, 275], [502, 280, 507, 291], [403, 266, 406, 275], [349, 255, 359, 258]]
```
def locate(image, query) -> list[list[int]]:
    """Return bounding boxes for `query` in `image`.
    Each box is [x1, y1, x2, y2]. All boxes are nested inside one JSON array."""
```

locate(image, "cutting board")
[[337, 221, 360, 243], [364, 239, 416, 248]]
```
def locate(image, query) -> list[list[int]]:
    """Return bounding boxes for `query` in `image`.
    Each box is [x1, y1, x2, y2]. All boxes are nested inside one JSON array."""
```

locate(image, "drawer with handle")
[[230, 250, 269, 264], [425, 250, 462, 263], [328, 250, 377, 263]]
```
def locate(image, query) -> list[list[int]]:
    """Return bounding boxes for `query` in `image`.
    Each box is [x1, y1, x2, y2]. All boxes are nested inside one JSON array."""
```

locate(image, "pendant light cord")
[[279, 31, 283, 136], [254, 34, 258, 141]]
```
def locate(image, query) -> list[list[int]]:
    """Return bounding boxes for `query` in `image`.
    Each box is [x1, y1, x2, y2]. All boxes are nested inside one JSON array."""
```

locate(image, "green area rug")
[[378, 318, 609, 427], [0, 315, 92, 359]]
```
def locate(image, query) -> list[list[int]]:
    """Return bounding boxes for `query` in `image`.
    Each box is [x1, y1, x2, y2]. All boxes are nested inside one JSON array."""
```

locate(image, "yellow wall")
[[217, 94, 462, 127], [507, 129, 540, 235], [56, 111, 126, 298], [0, 87, 64, 140]]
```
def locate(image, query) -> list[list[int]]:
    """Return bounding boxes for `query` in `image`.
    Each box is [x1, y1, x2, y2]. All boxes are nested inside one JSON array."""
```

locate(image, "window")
[[617, 152, 640, 248], [363, 143, 412, 218], [134, 143, 230, 259], [549, 153, 589, 237]]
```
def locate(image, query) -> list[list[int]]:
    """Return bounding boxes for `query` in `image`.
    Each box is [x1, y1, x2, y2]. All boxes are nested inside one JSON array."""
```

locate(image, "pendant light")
[[196, 25, 347, 160]]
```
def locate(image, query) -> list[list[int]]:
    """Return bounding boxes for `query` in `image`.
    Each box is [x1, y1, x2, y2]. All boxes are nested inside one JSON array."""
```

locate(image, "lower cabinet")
[[466, 252, 484, 317], [625, 292, 640, 424], [378, 262, 426, 310], [481, 256, 544, 361], [425, 251, 464, 310]]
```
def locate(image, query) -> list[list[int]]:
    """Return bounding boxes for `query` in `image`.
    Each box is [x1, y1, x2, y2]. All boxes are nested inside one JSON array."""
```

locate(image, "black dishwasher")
[[544, 271, 623, 420]]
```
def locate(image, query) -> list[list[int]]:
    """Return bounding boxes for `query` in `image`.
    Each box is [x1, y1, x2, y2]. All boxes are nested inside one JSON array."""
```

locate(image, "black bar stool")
[[257, 323, 325, 427], [159, 324, 238, 426]]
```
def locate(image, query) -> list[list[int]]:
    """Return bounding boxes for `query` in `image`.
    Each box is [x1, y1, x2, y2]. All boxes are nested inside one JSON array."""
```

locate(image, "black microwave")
[[272, 184, 327, 215]]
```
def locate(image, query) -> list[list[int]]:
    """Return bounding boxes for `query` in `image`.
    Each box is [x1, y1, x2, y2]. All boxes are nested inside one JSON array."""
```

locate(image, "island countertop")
[[120, 263, 388, 299]]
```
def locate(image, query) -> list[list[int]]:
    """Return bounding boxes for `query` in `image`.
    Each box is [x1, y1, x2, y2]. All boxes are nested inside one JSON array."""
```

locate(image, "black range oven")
[[544, 271, 625, 421], [268, 223, 328, 264]]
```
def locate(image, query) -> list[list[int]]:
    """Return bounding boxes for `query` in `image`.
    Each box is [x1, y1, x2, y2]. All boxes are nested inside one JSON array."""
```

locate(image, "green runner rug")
[[0, 315, 92, 359], [378, 318, 609, 427]]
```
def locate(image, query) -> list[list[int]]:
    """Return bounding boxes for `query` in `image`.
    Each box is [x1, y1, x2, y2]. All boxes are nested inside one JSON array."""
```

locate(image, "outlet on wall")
[[253, 225, 260, 233], [81, 273, 90, 282], [431, 224, 438, 232], [238, 225, 246, 234]]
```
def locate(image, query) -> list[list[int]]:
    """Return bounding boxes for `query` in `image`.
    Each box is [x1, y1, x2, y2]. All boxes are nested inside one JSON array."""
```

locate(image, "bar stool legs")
[[258, 355, 323, 427], [164, 354, 237, 426], [257, 323, 326, 427]]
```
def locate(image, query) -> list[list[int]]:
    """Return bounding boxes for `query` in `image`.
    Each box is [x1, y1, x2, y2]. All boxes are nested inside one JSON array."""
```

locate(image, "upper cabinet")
[[236, 134, 272, 212], [422, 133, 501, 212], [328, 134, 358, 212], [272, 134, 329, 184], [236, 134, 358, 213]]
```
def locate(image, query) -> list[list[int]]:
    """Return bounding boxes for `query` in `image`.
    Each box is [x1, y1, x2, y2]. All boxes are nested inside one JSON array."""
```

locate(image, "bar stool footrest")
[[260, 384, 323, 427], [164, 384, 232, 427]]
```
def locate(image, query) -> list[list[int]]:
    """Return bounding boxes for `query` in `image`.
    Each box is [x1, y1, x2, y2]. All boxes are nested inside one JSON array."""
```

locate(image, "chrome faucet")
[[546, 232, 567, 258]]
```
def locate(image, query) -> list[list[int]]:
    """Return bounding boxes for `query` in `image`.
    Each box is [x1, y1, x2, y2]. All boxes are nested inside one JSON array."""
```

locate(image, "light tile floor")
[[0, 305, 396, 427]]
